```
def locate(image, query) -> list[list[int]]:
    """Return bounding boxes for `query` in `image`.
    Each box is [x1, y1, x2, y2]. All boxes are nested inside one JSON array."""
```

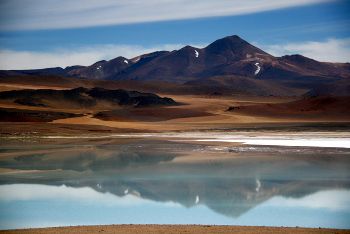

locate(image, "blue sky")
[[0, 0, 349, 69]]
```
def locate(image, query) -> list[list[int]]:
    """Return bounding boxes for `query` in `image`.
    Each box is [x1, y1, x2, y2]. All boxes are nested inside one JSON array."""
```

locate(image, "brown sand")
[[1, 225, 349, 234], [1, 84, 349, 133], [51, 94, 349, 132]]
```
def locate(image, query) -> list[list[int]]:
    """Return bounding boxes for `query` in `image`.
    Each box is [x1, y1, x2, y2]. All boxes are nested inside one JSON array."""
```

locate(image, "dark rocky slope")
[[0, 87, 177, 108]]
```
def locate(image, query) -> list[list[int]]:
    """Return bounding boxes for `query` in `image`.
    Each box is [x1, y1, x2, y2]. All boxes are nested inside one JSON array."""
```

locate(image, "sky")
[[0, 0, 349, 69]]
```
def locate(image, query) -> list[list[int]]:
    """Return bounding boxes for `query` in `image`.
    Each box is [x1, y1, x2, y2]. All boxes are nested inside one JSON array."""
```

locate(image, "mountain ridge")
[[3, 35, 349, 81], [1, 35, 349, 97]]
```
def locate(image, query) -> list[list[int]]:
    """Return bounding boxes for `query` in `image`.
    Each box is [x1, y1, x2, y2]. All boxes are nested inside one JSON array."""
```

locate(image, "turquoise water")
[[0, 136, 349, 229]]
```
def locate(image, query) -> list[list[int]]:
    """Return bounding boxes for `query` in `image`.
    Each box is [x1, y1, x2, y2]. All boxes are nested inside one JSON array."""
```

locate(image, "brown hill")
[[0, 87, 176, 109], [228, 96, 350, 120]]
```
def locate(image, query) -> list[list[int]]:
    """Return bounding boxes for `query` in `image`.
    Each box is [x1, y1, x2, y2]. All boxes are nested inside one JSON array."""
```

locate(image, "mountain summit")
[[205, 35, 271, 61]]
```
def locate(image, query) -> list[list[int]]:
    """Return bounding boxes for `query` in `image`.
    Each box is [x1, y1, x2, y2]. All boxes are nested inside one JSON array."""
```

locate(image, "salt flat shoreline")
[[1, 225, 350, 234]]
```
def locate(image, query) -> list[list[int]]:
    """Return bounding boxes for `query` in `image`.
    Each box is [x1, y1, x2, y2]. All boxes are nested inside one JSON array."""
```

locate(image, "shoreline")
[[1, 225, 350, 234]]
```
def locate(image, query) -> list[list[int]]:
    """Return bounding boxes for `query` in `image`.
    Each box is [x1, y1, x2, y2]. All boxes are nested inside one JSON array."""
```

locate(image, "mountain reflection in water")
[[0, 137, 349, 229]]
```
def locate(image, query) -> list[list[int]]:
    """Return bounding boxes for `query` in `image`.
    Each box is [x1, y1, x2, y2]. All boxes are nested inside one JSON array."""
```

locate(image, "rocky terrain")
[[0, 87, 176, 109]]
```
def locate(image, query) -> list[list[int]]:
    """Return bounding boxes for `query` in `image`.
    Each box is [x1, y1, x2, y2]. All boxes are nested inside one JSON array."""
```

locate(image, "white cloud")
[[264, 189, 350, 211], [0, 0, 331, 30], [261, 38, 350, 63], [0, 184, 180, 207], [0, 43, 205, 70]]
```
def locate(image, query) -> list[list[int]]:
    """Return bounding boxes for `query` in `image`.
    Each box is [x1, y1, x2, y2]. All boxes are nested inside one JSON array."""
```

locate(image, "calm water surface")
[[0, 131, 350, 229]]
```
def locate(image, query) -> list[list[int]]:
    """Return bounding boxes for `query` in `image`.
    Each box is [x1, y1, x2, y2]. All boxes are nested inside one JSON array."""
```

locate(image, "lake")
[[0, 130, 350, 229]]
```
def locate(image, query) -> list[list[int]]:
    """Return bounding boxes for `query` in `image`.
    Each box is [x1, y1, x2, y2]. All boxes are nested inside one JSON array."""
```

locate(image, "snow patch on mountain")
[[194, 50, 199, 58], [254, 62, 261, 75]]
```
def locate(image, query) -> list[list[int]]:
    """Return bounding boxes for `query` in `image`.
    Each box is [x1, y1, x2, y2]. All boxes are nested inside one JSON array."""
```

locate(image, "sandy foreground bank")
[[1, 225, 350, 234]]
